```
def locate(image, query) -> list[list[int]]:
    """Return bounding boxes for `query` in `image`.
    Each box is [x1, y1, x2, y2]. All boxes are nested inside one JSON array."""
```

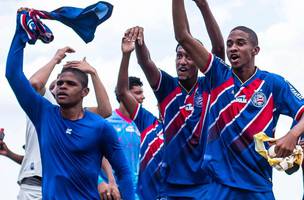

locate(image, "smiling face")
[[55, 71, 89, 109], [226, 28, 260, 70], [175, 45, 198, 82]]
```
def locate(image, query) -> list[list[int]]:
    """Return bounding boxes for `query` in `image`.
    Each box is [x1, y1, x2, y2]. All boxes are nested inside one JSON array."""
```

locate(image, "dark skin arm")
[[64, 58, 112, 118], [30, 47, 75, 95], [194, 0, 225, 60], [0, 141, 23, 164], [275, 114, 304, 157], [115, 30, 140, 116], [125, 26, 160, 90], [172, 0, 210, 72]]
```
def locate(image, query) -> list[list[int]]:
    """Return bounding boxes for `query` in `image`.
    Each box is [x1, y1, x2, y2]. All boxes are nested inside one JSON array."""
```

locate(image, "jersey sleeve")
[[131, 104, 158, 133], [5, 33, 52, 131], [100, 121, 135, 200], [154, 70, 177, 103], [273, 76, 304, 121], [202, 54, 231, 89]]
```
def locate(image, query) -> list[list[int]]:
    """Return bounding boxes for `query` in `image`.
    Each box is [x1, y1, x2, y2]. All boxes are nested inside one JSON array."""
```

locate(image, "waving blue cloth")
[[17, 1, 113, 44]]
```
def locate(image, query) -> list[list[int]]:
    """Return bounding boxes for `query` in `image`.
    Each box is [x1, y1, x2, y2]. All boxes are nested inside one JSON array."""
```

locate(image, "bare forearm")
[[29, 58, 57, 94], [195, 0, 225, 60], [6, 150, 23, 165], [90, 70, 112, 118], [135, 42, 160, 89], [101, 157, 116, 184], [290, 114, 304, 138]]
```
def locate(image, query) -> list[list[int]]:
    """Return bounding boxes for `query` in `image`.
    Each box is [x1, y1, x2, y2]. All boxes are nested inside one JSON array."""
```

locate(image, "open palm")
[[121, 37, 135, 53]]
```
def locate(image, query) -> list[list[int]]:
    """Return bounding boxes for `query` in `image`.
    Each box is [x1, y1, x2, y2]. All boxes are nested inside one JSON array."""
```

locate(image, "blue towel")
[[17, 1, 113, 44]]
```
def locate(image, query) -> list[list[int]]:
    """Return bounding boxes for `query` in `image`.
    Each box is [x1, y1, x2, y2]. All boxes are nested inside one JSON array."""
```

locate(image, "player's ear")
[[82, 87, 89, 97], [252, 46, 260, 56]]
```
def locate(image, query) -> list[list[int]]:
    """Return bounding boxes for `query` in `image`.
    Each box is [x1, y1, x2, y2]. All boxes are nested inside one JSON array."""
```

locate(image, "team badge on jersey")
[[251, 91, 267, 108], [194, 90, 203, 108]]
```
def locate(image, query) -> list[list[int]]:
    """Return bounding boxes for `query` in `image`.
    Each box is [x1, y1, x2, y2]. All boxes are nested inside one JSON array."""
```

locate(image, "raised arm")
[[29, 47, 75, 95], [116, 30, 140, 116], [0, 141, 23, 164], [129, 26, 160, 89], [172, 0, 210, 72], [64, 58, 112, 118], [5, 32, 46, 124], [194, 0, 225, 60]]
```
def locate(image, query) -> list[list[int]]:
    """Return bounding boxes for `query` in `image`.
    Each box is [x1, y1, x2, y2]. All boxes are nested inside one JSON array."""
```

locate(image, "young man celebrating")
[[125, 0, 224, 197], [172, 0, 304, 199], [6, 13, 134, 200]]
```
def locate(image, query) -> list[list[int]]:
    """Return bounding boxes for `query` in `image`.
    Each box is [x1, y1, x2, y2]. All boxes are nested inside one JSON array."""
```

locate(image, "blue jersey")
[[6, 33, 134, 200], [202, 54, 304, 192], [107, 109, 140, 197], [154, 70, 210, 185], [131, 104, 164, 200]]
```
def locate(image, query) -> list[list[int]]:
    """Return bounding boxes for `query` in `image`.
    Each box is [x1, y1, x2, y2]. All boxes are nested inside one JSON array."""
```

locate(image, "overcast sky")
[[0, 0, 304, 199]]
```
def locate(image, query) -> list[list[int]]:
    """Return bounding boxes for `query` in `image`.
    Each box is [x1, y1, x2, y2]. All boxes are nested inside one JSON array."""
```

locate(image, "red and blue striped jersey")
[[153, 70, 210, 185], [131, 104, 164, 200], [202, 54, 304, 192]]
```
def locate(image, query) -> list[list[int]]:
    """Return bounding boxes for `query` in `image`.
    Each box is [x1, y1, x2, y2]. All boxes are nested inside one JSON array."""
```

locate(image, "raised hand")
[[53, 46, 75, 64], [0, 141, 9, 156], [64, 57, 96, 75]]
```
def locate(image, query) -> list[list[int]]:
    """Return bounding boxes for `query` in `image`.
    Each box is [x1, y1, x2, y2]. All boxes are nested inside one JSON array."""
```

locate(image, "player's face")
[[226, 30, 258, 70], [55, 72, 88, 108], [175, 46, 198, 82], [130, 85, 145, 104]]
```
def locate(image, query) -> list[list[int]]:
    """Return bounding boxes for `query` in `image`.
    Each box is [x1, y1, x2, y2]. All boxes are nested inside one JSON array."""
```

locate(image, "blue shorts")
[[207, 181, 275, 200]]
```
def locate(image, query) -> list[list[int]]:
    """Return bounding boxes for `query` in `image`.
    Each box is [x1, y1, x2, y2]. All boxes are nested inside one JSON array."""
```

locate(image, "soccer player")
[[115, 30, 165, 199], [98, 76, 143, 200], [0, 46, 115, 200], [172, 0, 304, 199], [5, 17, 134, 200], [125, 0, 224, 197]]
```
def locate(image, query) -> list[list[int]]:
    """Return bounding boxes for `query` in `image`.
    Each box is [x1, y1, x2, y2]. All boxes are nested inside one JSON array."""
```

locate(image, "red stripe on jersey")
[[140, 135, 164, 171], [208, 78, 264, 142], [141, 120, 160, 144], [159, 87, 182, 118], [231, 95, 274, 152], [210, 77, 234, 106], [164, 86, 198, 143], [200, 53, 213, 74], [295, 106, 304, 121], [189, 92, 210, 146]]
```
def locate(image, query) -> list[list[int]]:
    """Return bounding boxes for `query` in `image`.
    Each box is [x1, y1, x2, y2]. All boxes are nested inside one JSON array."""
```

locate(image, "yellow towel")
[[253, 132, 303, 171]]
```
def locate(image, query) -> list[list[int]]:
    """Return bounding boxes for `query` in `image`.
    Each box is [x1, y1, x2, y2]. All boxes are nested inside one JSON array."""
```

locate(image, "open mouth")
[[178, 66, 188, 72], [230, 54, 240, 62]]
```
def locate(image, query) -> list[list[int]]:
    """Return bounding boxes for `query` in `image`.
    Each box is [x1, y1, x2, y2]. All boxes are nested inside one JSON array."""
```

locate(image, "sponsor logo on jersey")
[[185, 103, 194, 111], [235, 95, 247, 103], [65, 128, 72, 135], [251, 91, 267, 108]]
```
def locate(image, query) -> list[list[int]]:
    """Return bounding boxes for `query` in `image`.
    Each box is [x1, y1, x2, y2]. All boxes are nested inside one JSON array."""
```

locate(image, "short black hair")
[[59, 67, 88, 88], [231, 26, 259, 46], [115, 76, 143, 102], [129, 76, 143, 89]]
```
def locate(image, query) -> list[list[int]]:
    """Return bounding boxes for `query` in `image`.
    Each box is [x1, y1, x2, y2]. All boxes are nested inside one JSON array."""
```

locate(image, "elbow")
[[29, 78, 43, 92], [101, 107, 112, 118], [175, 31, 191, 47]]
